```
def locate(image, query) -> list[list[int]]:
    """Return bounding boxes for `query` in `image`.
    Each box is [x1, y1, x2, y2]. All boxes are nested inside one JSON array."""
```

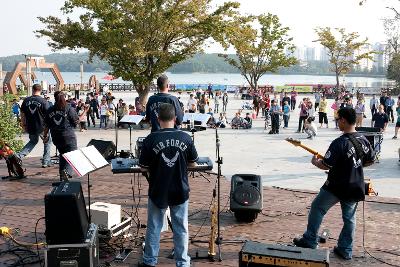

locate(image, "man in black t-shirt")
[[139, 103, 198, 267], [18, 84, 52, 168], [371, 104, 389, 132], [293, 108, 374, 260], [145, 74, 183, 132]]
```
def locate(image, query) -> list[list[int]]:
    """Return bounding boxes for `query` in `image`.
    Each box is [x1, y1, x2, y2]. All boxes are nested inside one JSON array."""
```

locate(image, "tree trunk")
[[135, 83, 151, 108], [335, 71, 340, 94]]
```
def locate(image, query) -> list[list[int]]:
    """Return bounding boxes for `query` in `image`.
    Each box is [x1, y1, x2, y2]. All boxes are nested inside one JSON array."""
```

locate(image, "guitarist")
[[293, 107, 375, 260]]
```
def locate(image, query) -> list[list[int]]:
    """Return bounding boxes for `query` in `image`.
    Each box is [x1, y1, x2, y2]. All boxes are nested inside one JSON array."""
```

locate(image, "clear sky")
[[0, 0, 396, 57]]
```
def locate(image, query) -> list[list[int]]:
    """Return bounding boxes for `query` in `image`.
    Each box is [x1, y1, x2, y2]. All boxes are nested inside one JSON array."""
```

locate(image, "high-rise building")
[[305, 47, 316, 61], [319, 47, 330, 62]]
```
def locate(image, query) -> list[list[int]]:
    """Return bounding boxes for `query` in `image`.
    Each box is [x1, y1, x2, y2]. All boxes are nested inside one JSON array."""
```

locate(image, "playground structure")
[[3, 57, 64, 95]]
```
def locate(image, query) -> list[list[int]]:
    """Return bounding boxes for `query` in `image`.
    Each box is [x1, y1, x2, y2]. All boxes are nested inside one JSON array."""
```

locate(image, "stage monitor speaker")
[[230, 174, 263, 222], [87, 139, 116, 160], [45, 181, 89, 245]]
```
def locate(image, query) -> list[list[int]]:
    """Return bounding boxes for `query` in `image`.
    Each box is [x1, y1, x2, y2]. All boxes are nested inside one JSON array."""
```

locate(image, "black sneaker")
[[333, 246, 351, 260], [293, 237, 315, 249]]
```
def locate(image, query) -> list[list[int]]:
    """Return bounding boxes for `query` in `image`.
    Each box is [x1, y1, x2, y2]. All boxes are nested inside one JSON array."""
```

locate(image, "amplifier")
[[239, 241, 329, 267], [45, 223, 99, 267]]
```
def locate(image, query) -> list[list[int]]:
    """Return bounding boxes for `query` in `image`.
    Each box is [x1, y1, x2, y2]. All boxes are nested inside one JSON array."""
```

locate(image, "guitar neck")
[[298, 144, 324, 159]]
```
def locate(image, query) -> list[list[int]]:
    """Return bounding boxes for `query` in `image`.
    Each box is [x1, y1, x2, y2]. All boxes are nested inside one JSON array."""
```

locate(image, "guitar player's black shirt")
[[321, 132, 374, 201], [139, 128, 198, 209]]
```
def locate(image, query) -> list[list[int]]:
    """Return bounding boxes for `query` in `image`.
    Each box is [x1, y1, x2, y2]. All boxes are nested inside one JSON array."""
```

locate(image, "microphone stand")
[[112, 102, 118, 157], [214, 127, 244, 261]]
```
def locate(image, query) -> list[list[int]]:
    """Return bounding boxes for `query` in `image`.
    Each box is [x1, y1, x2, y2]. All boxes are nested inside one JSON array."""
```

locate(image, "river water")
[[32, 71, 391, 87]]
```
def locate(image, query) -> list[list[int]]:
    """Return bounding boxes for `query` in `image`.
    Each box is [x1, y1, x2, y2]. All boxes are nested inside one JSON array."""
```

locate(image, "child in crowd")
[[304, 117, 317, 139], [78, 103, 89, 132], [282, 101, 290, 128]]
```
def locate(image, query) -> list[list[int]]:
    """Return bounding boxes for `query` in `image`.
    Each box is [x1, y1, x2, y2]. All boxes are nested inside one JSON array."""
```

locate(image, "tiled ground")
[[0, 157, 399, 266]]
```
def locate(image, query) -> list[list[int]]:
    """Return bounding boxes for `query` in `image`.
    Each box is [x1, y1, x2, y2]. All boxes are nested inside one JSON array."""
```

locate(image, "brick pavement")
[[0, 157, 399, 266]]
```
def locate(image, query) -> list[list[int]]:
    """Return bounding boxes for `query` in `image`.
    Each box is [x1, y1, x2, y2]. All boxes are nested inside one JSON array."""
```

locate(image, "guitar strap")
[[345, 133, 364, 162]]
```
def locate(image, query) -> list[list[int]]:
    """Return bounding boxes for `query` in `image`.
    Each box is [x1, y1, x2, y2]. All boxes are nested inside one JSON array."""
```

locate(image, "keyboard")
[[111, 157, 213, 174]]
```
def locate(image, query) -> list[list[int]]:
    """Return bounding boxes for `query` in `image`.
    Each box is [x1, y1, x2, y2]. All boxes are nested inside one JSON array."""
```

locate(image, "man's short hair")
[[158, 103, 175, 122], [32, 84, 42, 92], [338, 108, 356, 125], [157, 74, 169, 90]]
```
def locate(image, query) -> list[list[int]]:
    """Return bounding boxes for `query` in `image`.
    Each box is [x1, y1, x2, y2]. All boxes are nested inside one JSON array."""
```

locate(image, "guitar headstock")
[[286, 137, 302, 146]]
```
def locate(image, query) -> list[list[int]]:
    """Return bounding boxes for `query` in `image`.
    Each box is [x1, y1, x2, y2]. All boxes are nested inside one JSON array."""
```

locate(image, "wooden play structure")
[[4, 57, 64, 95]]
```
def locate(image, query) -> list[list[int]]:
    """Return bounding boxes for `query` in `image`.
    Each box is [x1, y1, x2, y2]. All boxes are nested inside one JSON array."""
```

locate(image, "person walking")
[[43, 91, 79, 180], [371, 105, 389, 132], [369, 95, 379, 117], [290, 88, 297, 111], [18, 84, 52, 168], [222, 92, 228, 112], [385, 95, 395, 123], [282, 101, 290, 128], [354, 99, 365, 127], [293, 108, 374, 260], [138, 103, 198, 267], [214, 92, 220, 113], [314, 92, 321, 111], [297, 98, 308, 133]]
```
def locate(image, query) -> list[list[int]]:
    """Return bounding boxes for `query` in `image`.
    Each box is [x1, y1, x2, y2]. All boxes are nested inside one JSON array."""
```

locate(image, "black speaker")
[[230, 174, 263, 222], [45, 182, 89, 245], [87, 139, 116, 160]]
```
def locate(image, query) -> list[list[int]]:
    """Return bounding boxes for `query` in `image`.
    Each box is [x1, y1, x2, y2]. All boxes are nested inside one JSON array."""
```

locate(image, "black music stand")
[[63, 145, 109, 223], [120, 115, 144, 156]]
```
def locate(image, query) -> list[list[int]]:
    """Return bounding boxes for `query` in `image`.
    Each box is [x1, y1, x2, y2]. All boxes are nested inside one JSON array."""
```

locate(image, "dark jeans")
[[302, 188, 357, 258], [291, 100, 296, 110], [315, 102, 319, 111], [271, 113, 280, 133], [298, 115, 307, 132], [386, 106, 394, 122], [371, 107, 377, 117], [52, 135, 77, 178], [283, 114, 289, 128], [87, 110, 95, 126]]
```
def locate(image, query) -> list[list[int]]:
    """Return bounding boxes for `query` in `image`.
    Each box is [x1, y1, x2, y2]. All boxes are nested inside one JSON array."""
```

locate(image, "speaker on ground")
[[230, 174, 263, 222], [45, 181, 89, 245], [87, 139, 116, 160]]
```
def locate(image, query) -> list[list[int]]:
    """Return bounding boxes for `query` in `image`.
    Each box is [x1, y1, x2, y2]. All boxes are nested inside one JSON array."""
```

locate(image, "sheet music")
[[81, 146, 109, 169], [63, 150, 95, 177], [120, 115, 144, 124]]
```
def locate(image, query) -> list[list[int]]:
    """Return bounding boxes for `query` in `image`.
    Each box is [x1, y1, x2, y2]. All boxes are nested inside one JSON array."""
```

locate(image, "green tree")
[[387, 53, 400, 86], [314, 27, 375, 90], [37, 0, 239, 105], [0, 95, 23, 152], [219, 13, 297, 90]]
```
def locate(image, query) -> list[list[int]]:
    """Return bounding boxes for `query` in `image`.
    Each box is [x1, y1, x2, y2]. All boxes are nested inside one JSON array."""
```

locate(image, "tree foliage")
[[37, 0, 239, 104], [0, 95, 23, 152], [314, 27, 375, 89], [219, 13, 297, 90], [383, 18, 400, 55], [387, 53, 400, 86]]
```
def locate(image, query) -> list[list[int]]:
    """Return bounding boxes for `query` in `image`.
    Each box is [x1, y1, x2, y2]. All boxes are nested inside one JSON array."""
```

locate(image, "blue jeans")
[[100, 115, 107, 128], [302, 188, 358, 258], [144, 199, 190, 267], [18, 133, 52, 165]]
